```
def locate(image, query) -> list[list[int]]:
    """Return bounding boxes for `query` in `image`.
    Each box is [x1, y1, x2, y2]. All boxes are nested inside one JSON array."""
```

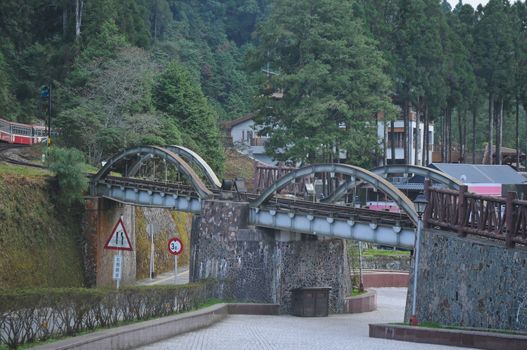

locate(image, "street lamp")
[[410, 193, 428, 326]]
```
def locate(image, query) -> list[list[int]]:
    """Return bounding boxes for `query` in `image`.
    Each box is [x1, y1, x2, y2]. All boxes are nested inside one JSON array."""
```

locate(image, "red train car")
[[0, 118, 48, 145]]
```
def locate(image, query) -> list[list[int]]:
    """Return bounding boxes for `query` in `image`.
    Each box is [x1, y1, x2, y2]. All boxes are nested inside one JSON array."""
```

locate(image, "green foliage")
[[154, 60, 224, 173], [46, 147, 88, 208], [249, 0, 393, 164], [362, 249, 410, 257], [0, 281, 217, 349]]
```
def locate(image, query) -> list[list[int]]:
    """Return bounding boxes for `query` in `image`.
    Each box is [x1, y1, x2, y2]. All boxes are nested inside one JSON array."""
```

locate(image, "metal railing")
[[424, 181, 527, 247]]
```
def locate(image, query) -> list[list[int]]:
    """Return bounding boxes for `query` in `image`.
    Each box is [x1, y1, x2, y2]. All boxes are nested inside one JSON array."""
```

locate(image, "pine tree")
[[248, 0, 393, 166]]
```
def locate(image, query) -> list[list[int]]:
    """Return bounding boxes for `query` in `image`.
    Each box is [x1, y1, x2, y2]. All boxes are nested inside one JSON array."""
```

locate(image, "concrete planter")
[[370, 323, 527, 350], [343, 289, 377, 313]]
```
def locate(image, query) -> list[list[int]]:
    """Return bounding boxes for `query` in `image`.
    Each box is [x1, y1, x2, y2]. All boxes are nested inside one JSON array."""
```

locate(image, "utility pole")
[[40, 84, 52, 146]]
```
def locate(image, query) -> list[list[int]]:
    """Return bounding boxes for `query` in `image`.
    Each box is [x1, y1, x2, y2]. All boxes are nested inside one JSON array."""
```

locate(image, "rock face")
[[406, 228, 527, 331], [190, 200, 351, 313]]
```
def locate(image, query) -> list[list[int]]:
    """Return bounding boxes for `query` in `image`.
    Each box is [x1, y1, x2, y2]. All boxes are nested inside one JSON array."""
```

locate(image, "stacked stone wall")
[[406, 228, 527, 331], [190, 200, 351, 313]]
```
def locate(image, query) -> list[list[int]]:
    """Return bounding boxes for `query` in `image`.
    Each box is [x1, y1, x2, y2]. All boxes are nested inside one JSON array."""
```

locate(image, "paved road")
[[135, 268, 189, 286], [137, 288, 471, 350]]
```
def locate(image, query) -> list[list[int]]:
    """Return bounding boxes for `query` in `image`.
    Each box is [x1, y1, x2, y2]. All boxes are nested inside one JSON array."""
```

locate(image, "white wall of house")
[[230, 119, 271, 161], [378, 120, 434, 166], [228, 116, 434, 166]]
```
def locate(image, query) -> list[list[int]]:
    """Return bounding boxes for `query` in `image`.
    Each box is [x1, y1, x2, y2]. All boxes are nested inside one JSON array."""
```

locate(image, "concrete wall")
[[190, 200, 351, 313], [82, 198, 136, 288], [406, 228, 527, 331]]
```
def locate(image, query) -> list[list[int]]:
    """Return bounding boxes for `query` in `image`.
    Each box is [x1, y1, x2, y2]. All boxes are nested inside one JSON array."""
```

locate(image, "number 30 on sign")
[[168, 237, 183, 256]]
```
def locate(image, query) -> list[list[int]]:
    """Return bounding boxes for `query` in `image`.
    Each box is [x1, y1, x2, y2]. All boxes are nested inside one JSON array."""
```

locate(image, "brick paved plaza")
[[137, 288, 468, 350]]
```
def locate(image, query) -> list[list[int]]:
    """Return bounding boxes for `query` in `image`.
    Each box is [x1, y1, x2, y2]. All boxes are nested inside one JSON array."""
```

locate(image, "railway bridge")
[[89, 146, 463, 249], [85, 146, 527, 327]]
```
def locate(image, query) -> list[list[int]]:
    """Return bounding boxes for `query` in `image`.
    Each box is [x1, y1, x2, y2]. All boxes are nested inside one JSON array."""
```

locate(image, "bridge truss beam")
[[249, 207, 414, 248], [251, 163, 418, 225], [323, 164, 463, 204], [127, 145, 221, 189], [90, 146, 213, 199]]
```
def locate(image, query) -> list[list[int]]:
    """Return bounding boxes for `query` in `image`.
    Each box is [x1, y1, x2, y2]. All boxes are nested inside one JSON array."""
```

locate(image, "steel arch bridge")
[[249, 163, 417, 248], [90, 146, 213, 212], [322, 164, 463, 203], [126, 145, 222, 189], [90, 146, 430, 248]]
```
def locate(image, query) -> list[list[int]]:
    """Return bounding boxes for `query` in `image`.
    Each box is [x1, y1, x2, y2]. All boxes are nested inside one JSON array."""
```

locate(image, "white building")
[[222, 115, 274, 164], [378, 117, 435, 166], [223, 112, 434, 166]]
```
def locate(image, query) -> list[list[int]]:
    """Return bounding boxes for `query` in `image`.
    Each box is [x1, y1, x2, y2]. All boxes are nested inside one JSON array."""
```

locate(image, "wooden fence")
[[425, 181, 527, 247]]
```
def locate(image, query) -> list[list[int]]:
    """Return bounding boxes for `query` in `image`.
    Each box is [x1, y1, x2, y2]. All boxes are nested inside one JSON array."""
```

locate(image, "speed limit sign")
[[168, 237, 183, 256]]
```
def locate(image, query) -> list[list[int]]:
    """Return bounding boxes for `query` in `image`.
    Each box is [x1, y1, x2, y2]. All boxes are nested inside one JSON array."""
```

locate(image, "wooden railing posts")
[[425, 185, 527, 247], [505, 191, 517, 248], [458, 185, 468, 237]]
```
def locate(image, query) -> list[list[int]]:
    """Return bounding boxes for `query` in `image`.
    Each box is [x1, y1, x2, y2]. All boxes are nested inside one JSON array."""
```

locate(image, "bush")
[[46, 147, 88, 208], [0, 280, 216, 349]]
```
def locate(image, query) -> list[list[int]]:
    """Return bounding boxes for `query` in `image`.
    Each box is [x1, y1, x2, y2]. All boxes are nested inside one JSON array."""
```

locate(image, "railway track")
[[0, 142, 47, 169]]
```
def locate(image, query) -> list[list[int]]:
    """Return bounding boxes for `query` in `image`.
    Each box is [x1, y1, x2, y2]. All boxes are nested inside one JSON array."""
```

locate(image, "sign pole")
[[175, 255, 178, 284], [150, 228, 154, 279], [168, 237, 183, 284], [116, 250, 122, 289]]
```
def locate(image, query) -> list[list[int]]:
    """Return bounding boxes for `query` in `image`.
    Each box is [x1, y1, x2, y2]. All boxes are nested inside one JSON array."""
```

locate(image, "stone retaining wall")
[[405, 228, 527, 331], [190, 200, 351, 313]]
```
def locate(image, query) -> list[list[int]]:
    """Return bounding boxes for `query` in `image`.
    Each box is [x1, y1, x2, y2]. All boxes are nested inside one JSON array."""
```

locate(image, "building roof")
[[429, 163, 527, 185], [221, 114, 255, 130]]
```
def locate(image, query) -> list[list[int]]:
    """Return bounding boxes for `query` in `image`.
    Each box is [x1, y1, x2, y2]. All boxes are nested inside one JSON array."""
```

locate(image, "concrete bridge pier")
[[190, 200, 352, 313], [82, 197, 136, 288]]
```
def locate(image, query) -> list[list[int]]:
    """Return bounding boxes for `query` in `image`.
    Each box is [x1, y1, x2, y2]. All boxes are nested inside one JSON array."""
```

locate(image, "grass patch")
[[350, 288, 366, 297], [0, 163, 50, 177], [363, 249, 410, 257]]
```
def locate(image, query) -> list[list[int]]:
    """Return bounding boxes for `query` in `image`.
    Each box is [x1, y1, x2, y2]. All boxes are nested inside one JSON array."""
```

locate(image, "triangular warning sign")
[[104, 218, 133, 251]]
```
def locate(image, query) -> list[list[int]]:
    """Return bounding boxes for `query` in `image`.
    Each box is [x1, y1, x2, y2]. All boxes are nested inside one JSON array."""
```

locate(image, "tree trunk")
[[516, 99, 520, 169], [153, 8, 158, 42], [458, 109, 463, 162], [496, 98, 503, 165], [75, 0, 84, 41], [441, 112, 446, 162], [472, 106, 477, 164], [390, 120, 395, 165], [488, 93, 494, 164], [404, 100, 409, 164], [62, 5, 68, 38], [415, 99, 420, 166], [423, 104, 429, 165], [463, 109, 467, 164], [447, 106, 452, 163], [383, 121, 387, 166]]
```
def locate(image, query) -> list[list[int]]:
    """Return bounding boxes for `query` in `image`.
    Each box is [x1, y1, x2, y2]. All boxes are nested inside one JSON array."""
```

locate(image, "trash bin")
[[291, 287, 331, 317]]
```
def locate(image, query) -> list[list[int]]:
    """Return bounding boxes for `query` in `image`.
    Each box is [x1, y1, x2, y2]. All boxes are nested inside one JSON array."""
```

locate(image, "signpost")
[[147, 223, 156, 279], [168, 237, 183, 284], [104, 217, 133, 289]]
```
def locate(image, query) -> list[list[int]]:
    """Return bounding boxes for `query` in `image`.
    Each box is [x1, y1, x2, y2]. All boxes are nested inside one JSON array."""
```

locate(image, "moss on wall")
[[0, 173, 84, 288], [135, 208, 192, 279]]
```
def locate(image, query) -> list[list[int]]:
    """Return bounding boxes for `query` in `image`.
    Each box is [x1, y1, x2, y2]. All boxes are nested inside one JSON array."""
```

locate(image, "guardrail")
[[425, 181, 527, 247]]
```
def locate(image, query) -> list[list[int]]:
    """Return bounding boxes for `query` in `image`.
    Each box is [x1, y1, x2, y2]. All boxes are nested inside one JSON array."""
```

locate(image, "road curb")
[[32, 303, 279, 350], [369, 323, 527, 350]]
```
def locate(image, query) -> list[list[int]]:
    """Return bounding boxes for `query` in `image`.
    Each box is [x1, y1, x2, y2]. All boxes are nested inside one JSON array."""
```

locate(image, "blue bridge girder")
[[92, 176, 203, 213], [249, 207, 414, 248]]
